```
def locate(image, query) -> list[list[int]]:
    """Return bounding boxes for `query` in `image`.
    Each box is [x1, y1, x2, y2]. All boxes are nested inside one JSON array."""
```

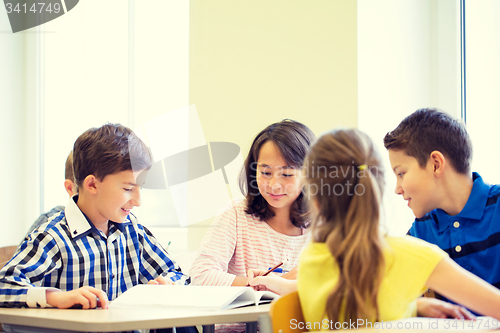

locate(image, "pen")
[[266, 267, 289, 274], [262, 262, 283, 276]]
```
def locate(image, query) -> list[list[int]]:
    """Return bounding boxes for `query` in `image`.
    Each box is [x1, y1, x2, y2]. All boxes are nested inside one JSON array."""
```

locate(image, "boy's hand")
[[46, 286, 109, 309], [147, 275, 174, 285], [416, 297, 475, 320]]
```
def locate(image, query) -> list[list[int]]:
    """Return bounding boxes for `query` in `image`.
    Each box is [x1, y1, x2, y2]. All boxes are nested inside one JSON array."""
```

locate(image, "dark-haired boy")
[[0, 124, 189, 331], [384, 108, 500, 307]]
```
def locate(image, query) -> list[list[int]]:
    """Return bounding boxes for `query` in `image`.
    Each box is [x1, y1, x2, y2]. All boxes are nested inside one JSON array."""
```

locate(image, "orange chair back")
[[270, 291, 307, 333]]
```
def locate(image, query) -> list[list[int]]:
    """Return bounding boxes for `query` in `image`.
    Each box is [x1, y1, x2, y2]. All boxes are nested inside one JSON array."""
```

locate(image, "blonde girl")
[[251, 129, 500, 327]]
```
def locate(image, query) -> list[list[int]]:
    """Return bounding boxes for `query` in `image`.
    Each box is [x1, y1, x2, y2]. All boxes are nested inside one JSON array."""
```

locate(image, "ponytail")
[[304, 129, 386, 325]]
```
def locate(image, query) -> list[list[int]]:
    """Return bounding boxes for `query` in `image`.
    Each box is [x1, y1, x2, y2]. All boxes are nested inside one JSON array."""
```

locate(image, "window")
[[464, 0, 500, 184], [358, 0, 461, 235]]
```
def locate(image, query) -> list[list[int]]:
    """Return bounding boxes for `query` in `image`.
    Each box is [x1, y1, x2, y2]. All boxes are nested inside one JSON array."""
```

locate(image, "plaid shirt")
[[0, 195, 189, 308]]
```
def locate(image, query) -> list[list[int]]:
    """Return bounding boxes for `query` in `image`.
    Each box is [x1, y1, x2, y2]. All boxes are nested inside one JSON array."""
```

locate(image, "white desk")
[[0, 304, 270, 332]]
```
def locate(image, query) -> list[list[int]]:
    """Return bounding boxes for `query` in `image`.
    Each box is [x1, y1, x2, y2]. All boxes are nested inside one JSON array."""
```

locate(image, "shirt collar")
[[65, 195, 135, 240], [109, 218, 133, 234], [436, 172, 489, 231], [65, 194, 94, 239]]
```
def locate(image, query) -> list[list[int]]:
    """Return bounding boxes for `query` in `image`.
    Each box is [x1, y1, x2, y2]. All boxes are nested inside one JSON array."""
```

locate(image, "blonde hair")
[[303, 129, 386, 325]]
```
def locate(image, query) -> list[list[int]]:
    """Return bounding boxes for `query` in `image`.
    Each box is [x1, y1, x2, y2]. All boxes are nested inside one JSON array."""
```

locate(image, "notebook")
[[110, 285, 279, 311]]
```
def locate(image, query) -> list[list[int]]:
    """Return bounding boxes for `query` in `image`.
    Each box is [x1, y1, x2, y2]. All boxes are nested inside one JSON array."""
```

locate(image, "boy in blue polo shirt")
[[384, 108, 500, 304], [0, 123, 190, 332]]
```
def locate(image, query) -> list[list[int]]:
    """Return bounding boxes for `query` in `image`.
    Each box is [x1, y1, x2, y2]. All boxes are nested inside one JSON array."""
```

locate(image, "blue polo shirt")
[[409, 172, 500, 291]]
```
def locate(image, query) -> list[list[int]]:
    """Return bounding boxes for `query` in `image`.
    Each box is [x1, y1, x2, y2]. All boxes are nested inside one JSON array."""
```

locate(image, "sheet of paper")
[[110, 285, 278, 311]]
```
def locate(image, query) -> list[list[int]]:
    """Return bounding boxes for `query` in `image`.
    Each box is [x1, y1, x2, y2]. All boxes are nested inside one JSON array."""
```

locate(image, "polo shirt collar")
[[436, 172, 489, 232]]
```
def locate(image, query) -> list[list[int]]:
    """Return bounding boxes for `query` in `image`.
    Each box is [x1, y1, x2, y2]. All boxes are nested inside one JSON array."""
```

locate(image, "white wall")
[[39, 0, 191, 255], [188, 0, 359, 252], [0, 8, 34, 246], [0, 0, 192, 253], [1, 0, 469, 248], [132, 0, 190, 256], [41, 0, 130, 212], [357, 0, 461, 236]]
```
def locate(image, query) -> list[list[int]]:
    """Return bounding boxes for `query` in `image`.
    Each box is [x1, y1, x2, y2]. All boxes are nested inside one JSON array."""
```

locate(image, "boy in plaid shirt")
[[0, 124, 190, 332]]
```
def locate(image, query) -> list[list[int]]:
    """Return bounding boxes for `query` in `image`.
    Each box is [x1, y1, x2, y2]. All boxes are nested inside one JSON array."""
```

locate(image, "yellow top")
[[297, 236, 447, 330]]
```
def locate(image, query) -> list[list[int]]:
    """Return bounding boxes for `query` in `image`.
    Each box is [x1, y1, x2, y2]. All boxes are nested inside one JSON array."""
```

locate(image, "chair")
[[0, 246, 17, 333], [0, 246, 17, 270], [268, 291, 307, 333]]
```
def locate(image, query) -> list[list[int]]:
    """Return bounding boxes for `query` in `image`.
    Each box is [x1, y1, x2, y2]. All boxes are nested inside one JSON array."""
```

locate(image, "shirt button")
[[455, 245, 462, 252], [453, 221, 460, 228], [111, 274, 115, 279]]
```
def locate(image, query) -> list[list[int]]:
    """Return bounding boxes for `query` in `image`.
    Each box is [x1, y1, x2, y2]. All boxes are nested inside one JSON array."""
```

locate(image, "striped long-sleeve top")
[[189, 199, 310, 286], [0, 195, 189, 308]]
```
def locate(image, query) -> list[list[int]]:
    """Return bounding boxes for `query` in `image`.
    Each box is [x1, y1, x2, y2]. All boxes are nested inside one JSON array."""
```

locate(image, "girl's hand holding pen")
[[247, 269, 276, 279], [247, 262, 298, 294], [248, 274, 297, 295], [247, 262, 283, 282], [247, 266, 298, 280], [246, 268, 279, 288], [263, 262, 283, 276]]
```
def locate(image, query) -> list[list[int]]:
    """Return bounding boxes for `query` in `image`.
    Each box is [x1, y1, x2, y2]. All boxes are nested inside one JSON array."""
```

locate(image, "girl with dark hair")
[[250, 128, 500, 327], [189, 119, 315, 288]]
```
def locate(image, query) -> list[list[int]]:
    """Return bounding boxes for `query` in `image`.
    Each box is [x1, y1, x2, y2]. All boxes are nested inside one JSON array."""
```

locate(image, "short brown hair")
[[73, 123, 152, 188], [239, 119, 316, 228], [383, 108, 472, 174], [64, 151, 74, 181]]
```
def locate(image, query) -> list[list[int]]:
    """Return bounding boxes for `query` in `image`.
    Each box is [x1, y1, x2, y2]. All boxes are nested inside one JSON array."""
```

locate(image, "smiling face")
[[93, 169, 145, 223], [256, 141, 302, 214], [388, 149, 438, 218]]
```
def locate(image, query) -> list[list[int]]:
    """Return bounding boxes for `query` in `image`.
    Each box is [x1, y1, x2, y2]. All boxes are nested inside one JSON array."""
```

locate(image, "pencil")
[[262, 262, 283, 276]]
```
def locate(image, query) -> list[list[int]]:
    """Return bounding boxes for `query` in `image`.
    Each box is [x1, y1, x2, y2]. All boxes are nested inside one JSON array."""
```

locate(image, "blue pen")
[[267, 267, 289, 274]]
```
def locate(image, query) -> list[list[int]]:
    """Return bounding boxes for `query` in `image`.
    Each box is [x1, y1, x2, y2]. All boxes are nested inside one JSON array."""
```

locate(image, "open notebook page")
[[110, 285, 279, 311]]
